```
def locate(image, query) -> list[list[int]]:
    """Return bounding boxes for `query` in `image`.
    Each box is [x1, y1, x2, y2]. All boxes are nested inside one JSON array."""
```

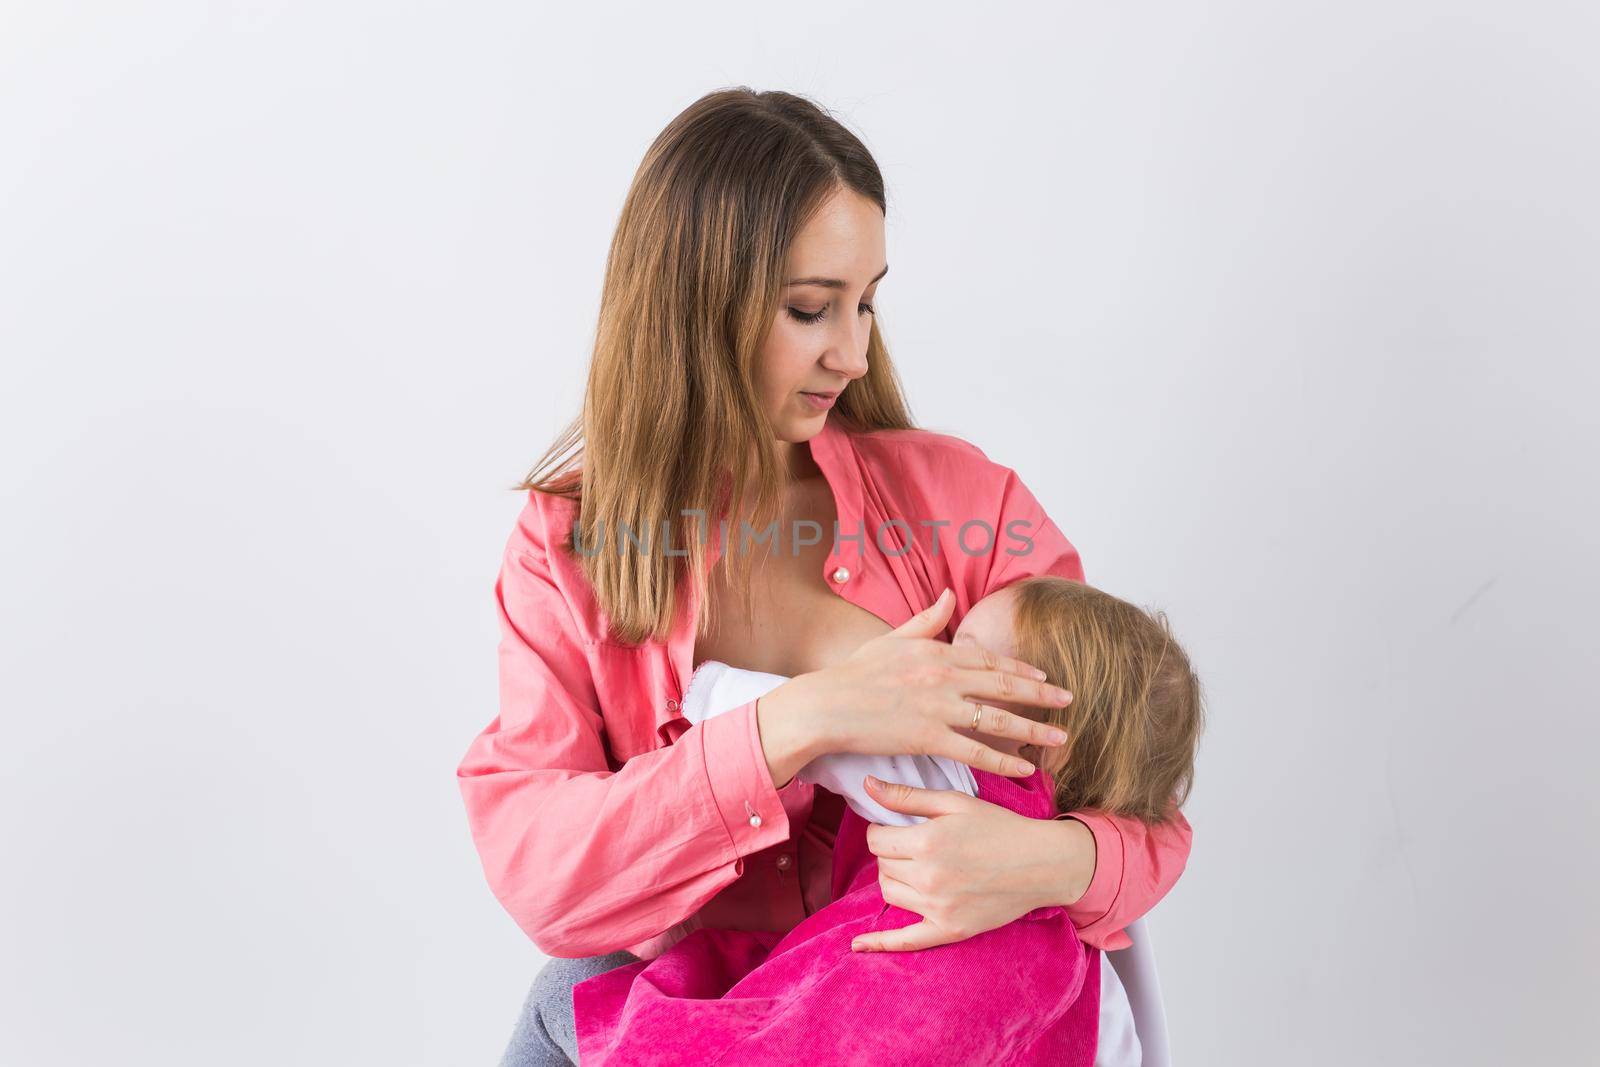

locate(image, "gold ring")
[[969, 702, 983, 730]]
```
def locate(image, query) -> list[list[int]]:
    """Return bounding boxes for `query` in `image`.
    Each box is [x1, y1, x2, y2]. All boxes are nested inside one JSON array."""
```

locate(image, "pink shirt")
[[455, 417, 1192, 959]]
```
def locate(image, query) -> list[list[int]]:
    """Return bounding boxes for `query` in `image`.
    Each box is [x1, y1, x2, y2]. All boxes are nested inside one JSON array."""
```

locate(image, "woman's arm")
[[1054, 808, 1192, 951], [455, 543, 801, 958], [851, 457, 1196, 953]]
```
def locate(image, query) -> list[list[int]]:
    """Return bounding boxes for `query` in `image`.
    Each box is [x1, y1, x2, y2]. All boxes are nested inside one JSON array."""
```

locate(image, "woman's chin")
[[772, 410, 827, 443]]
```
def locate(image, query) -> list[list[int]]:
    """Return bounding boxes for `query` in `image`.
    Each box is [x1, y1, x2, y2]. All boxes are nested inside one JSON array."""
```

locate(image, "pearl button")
[[832, 566, 850, 583], [776, 854, 792, 871], [748, 813, 762, 828]]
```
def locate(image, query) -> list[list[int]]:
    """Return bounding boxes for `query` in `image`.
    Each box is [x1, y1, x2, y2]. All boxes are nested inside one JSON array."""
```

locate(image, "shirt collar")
[[810, 416, 865, 549]]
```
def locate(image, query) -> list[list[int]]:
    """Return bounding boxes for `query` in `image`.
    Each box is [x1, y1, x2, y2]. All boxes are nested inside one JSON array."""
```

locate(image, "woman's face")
[[754, 186, 887, 444]]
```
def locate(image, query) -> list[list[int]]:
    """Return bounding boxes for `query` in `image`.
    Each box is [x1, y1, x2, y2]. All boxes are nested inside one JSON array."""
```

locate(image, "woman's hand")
[[848, 777, 1098, 953], [757, 588, 1074, 786]]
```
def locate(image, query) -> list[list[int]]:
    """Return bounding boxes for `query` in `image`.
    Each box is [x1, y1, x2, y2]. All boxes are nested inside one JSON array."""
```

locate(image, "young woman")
[[455, 87, 1193, 1065]]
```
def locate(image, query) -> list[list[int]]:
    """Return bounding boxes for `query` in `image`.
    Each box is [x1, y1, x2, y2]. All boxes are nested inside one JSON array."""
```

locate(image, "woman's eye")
[[786, 302, 876, 325]]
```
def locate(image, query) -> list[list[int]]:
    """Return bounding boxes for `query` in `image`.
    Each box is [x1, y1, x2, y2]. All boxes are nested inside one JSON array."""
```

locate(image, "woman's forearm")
[[1046, 815, 1098, 908], [754, 682, 824, 789], [978, 813, 1098, 917]]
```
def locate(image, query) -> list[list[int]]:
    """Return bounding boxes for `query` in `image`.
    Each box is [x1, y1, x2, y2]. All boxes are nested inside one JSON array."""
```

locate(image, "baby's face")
[[950, 585, 1037, 754], [952, 585, 1021, 660]]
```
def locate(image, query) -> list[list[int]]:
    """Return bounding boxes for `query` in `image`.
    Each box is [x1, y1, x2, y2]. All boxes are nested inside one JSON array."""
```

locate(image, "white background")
[[4, 3, 1596, 1064]]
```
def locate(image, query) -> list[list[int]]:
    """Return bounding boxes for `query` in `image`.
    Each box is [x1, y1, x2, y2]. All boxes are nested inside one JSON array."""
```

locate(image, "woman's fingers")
[[888, 587, 956, 640], [959, 700, 1071, 749], [946, 664, 1073, 712], [874, 855, 919, 881], [877, 868, 926, 913], [934, 728, 1039, 777], [938, 640, 1049, 683], [864, 824, 917, 861]]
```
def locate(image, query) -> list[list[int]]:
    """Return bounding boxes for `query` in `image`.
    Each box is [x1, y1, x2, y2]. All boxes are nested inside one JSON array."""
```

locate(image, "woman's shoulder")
[[504, 486, 581, 565], [498, 489, 616, 640], [847, 424, 1016, 496], [849, 423, 996, 464]]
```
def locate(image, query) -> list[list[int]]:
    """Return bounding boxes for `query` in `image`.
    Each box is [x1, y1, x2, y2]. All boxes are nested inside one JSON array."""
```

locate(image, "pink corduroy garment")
[[572, 763, 1100, 1066]]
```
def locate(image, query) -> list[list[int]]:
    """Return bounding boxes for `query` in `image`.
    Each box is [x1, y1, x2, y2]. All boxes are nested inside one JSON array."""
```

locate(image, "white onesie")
[[680, 658, 1144, 1067]]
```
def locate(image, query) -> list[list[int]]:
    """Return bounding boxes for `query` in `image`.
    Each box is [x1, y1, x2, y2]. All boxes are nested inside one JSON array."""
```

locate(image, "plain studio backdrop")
[[3, 3, 1595, 1064]]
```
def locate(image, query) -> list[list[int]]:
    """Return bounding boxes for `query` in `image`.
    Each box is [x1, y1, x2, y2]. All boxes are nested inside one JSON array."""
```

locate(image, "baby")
[[575, 575, 1205, 1066], [681, 574, 1203, 835], [952, 574, 1204, 828]]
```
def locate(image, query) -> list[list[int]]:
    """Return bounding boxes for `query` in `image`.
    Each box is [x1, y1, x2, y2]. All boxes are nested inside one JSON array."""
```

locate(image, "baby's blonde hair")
[[1009, 577, 1204, 824]]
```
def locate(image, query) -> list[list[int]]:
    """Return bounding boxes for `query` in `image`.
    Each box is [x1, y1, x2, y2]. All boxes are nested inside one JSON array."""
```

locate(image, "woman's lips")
[[801, 391, 838, 411]]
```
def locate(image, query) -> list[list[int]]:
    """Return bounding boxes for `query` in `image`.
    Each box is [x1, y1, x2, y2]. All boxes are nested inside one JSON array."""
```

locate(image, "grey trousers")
[[498, 949, 640, 1066]]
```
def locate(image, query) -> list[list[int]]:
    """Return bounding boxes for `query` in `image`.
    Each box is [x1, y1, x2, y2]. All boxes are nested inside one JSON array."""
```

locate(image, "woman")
[[455, 87, 1192, 1065]]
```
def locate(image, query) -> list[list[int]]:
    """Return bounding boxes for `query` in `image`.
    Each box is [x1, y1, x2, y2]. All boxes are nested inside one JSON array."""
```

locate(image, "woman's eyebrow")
[[785, 263, 889, 289]]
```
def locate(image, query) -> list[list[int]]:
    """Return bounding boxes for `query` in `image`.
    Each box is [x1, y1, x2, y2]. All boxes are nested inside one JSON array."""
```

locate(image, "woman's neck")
[[773, 437, 823, 484]]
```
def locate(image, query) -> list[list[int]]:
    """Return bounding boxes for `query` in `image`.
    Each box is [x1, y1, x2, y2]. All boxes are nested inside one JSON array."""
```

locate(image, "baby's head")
[[952, 577, 1204, 824]]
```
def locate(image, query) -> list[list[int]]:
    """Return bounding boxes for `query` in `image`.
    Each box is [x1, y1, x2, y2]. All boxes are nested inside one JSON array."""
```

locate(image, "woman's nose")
[[822, 322, 870, 379]]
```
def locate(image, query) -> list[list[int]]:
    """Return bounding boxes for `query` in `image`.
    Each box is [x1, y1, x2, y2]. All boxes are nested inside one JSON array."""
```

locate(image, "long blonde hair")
[[1010, 577, 1205, 824], [518, 88, 915, 644]]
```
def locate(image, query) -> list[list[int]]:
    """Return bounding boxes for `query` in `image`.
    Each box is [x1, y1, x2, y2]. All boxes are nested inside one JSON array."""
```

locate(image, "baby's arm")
[[683, 660, 980, 825], [797, 750, 976, 825]]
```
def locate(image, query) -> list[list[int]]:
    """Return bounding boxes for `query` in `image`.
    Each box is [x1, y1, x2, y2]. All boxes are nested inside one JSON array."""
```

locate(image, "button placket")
[[657, 695, 688, 746]]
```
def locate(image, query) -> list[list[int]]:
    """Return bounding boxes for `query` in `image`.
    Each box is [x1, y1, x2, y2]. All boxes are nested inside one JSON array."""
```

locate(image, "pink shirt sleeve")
[[455, 543, 793, 958], [1056, 808, 1192, 951], [982, 463, 1195, 952]]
